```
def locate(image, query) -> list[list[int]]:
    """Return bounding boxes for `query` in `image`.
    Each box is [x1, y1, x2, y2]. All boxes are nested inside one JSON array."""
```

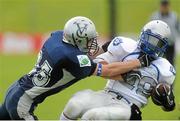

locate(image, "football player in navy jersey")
[[0, 16, 150, 120]]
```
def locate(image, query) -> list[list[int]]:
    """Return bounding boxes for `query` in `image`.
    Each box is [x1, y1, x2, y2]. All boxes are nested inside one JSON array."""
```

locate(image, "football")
[[151, 83, 170, 106]]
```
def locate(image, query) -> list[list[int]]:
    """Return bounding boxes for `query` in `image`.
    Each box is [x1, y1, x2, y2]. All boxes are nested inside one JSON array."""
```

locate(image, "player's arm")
[[151, 59, 176, 111], [93, 57, 147, 78], [93, 51, 151, 78], [93, 37, 153, 78], [95, 60, 126, 80], [108, 74, 123, 80], [94, 38, 153, 79]]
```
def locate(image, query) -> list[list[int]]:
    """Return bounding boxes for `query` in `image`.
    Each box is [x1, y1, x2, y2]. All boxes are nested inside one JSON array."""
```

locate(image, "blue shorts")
[[0, 81, 37, 120]]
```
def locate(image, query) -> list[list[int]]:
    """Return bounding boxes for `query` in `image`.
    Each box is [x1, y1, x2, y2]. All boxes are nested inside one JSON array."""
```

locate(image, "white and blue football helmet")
[[138, 20, 171, 58]]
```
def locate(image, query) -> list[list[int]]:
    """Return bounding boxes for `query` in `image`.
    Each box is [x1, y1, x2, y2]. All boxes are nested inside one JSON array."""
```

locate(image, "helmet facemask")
[[72, 35, 99, 56], [87, 37, 99, 56], [139, 29, 169, 58]]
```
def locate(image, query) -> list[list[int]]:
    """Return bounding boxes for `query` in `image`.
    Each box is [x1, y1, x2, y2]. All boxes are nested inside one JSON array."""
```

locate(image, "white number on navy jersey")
[[29, 51, 53, 87], [32, 60, 52, 87]]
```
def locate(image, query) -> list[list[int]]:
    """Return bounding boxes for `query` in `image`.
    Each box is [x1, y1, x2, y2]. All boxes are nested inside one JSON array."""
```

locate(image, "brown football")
[[151, 83, 170, 105]]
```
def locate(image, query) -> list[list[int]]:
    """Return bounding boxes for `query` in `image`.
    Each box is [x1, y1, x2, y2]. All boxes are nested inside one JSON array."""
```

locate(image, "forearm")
[[101, 59, 140, 77], [106, 74, 123, 80]]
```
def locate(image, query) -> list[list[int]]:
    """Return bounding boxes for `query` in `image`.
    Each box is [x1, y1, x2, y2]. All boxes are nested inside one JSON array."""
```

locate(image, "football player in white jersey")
[[60, 20, 176, 120]]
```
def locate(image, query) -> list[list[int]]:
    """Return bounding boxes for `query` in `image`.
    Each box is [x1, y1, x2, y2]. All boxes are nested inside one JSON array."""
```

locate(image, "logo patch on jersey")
[[113, 38, 123, 46], [77, 55, 91, 67]]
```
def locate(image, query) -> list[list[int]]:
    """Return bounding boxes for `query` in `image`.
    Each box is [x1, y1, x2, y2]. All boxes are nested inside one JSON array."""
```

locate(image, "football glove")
[[138, 52, 155, 67]]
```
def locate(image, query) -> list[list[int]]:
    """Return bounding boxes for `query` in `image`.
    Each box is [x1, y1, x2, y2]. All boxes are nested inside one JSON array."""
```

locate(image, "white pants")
[[60, 89, 132, 120]]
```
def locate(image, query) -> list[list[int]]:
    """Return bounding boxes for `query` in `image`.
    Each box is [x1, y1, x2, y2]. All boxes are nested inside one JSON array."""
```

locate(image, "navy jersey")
[[18, 31, 97, 104]]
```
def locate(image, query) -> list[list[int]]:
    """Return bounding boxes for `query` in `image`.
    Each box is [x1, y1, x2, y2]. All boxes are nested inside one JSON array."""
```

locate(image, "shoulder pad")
[[107, 36, 137, 57], [151, 58, 176, 85]]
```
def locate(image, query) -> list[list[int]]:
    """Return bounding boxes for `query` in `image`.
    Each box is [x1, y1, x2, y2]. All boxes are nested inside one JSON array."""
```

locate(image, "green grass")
[[0, 0, 109, 35], [0, 0, 179, 35], [0, 54, 180, 120]]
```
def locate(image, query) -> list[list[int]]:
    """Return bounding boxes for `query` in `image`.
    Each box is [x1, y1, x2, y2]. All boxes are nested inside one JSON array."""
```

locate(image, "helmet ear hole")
[[78, 40, 82, 44]]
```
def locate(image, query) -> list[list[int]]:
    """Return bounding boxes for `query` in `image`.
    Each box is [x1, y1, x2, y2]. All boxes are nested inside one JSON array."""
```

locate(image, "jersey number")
[[30, 51, 52, 87], [124, 74, 156, 98]]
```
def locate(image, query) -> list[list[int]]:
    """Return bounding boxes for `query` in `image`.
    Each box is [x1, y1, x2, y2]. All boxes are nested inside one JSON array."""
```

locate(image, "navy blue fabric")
[[0, 103, 11, 120], [19, 31, 96, 90], [0, 82, 27, 119], [5, 82, 24, 119], [0, 82, 37, 120], [0, 31, 97, 119], [18, 31, 96, 102]]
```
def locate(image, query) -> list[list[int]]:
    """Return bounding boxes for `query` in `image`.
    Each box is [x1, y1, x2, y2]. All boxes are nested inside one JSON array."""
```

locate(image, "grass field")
[[0, 54, 180, 120], [0, 0, 179, 34]]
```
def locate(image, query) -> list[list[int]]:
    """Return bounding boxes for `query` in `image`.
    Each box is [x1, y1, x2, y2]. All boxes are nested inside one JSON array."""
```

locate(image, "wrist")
[[136, 59, 142, 68]]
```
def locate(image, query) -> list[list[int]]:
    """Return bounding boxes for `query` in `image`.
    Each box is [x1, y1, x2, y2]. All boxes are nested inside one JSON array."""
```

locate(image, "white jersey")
[[94, 36, 176, 108]]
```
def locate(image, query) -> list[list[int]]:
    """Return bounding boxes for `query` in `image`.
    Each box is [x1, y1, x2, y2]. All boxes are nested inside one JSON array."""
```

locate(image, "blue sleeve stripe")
[[151, 63, 160, 81]]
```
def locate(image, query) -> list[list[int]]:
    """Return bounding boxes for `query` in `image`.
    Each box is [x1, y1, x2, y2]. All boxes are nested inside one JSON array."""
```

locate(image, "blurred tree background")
[[0, 0, 179, 35]]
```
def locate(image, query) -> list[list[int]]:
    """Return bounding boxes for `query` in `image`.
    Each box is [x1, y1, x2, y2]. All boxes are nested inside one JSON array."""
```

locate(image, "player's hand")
[[122, 70, 141, 82], [138, 52, 155, 67], [161, 88, 175, 111], [151, 83, 175, 111]]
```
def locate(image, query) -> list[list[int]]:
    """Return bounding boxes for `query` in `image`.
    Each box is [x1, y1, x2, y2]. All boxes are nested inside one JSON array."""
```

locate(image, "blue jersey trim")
[[122, 52, 140, 62], [151, 63, 160, 81], [97, 63, 102, 76]]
